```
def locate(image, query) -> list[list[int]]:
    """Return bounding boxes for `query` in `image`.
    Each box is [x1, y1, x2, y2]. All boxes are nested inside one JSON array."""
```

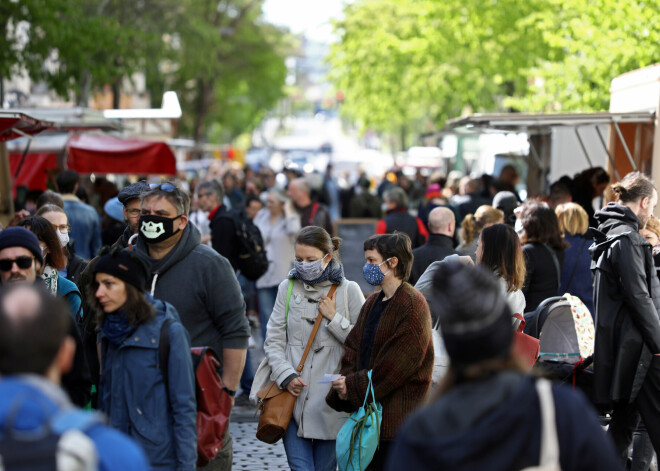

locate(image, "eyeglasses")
[[54, 224, 71, 233], [125, 208, 141, 216], [148, 182, 177, 192], [0, 256, 34, 272], [198, 192, 213, 198]]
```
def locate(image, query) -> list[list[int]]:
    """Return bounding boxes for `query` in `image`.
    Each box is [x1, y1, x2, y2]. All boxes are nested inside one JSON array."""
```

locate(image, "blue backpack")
[[336, 370, 382, 471]]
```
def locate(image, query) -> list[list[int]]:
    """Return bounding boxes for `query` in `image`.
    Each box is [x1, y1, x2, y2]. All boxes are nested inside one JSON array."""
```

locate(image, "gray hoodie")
[[136, 223, 249, 368]]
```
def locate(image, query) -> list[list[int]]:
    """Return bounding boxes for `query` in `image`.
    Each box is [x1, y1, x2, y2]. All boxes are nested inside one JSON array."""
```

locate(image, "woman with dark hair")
[[327, 232, 433, 470], [516, 200, 566, 312], [17, 216, 82, 319], [477, 223, 526, 315], [254, 225, 364, 471], [90, 248, 197, 470], [385, 261, 621, 471]]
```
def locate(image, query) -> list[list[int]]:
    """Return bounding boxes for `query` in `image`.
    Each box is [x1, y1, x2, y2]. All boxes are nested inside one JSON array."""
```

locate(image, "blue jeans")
[[283, 419, 337, 471], [257, 285, 279, 345]]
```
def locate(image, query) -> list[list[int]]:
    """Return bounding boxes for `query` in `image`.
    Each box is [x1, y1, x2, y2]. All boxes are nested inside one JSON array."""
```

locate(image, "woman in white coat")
[[256, 225, 365, 471], [253, 189, 301, 344]]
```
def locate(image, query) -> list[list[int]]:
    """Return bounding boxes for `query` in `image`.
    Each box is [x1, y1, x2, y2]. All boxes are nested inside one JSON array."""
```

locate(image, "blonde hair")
[[460, 205, 504, 247], [644, 216, 660, 239], [555, 203, 589, 236]]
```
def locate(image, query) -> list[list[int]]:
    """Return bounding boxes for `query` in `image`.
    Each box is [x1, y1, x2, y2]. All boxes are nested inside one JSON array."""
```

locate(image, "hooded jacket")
[[98, 299, 197, 470], [590, 202, 660, 405], [135, 223, 249, 364], [386, 373, 621, 471]]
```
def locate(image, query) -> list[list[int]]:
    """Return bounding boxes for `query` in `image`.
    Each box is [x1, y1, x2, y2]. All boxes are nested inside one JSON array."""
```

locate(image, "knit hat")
[[118, 181, 151, 206], [0, 227, 44, 266], [431, 260, 513, 368], [104, 197, 125, 223], [94, 248, 150, 292], [492, 191, 520, 214], [426, 183, 443, 200]]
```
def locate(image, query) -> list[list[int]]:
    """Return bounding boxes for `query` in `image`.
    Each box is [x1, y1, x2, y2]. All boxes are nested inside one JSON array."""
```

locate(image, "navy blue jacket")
[[559, 232, 594, 315], [99, 298, 197, 470], [0, 375, 149, 471], [386, 373, 621, 471]]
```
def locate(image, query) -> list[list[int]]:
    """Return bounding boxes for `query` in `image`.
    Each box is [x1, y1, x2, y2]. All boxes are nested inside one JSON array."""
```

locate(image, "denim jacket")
[[99, 298, 197, 470]]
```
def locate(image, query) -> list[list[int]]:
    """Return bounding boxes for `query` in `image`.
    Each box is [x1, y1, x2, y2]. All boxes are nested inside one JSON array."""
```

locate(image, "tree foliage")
[[1, 0, 287, 142], [330, 0, 660, 141]]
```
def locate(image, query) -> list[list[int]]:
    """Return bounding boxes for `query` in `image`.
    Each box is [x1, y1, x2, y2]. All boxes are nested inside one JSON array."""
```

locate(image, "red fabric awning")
[[67, 134, 176, 176], [9, 152, 58, 194], [0, 113, 53, 141]]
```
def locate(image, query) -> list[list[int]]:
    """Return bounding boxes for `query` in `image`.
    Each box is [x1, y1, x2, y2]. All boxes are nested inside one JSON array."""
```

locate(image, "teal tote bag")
[[336, 370, 382, 471]]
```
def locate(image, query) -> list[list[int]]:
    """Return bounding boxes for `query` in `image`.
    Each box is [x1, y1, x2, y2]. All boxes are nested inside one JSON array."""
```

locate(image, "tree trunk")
[[112, 76, 121, 109], [193, 78, 214, 153]]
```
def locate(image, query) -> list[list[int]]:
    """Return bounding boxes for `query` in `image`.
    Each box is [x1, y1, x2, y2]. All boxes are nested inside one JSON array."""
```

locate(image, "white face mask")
[[57, 230, 69, 248]]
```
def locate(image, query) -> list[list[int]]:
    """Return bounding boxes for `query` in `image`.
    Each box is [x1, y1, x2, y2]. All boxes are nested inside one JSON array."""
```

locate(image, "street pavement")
[[231, 319, 290, 470]]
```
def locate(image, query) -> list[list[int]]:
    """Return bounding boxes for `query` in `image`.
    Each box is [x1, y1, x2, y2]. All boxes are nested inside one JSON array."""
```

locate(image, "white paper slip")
[[318, 374, 342, 384]]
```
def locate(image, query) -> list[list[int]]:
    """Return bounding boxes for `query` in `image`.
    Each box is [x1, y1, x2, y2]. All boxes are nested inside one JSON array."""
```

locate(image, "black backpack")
[[220, 210, 269, 281]]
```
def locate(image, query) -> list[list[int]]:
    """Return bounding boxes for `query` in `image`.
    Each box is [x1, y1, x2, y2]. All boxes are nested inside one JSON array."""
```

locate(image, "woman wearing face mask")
[[36, 204, 88, 288], [327, 232, 434, 471], [17, 216, 84, 320], [640, 215, 660, 281], [256, 225, 365, 471]]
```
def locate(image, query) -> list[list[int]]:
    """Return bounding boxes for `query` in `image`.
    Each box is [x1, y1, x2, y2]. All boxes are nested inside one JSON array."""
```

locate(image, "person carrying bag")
[[251, 226, 365, 471], [255, 282, 339, 443]]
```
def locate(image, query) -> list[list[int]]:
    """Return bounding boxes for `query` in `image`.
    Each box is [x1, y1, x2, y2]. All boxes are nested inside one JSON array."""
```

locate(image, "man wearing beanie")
[[0, 227, 92, 407], [386, 261, 620, 471]]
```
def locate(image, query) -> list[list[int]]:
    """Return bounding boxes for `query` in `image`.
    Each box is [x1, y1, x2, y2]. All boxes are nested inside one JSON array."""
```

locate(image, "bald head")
[[0, 284, 72, 378], [428, 207, 455, 236]]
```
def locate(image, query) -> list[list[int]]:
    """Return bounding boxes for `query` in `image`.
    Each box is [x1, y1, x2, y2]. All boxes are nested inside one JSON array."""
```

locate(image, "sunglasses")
[[148, 182, 177, 192], [0, 256, 35, 272]]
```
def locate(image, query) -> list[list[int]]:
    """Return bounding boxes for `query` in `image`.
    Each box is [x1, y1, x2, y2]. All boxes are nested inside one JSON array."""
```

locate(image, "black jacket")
[[409, 234, 458, 285], [209, 204, 239, 271], [590, 202, 660, 405], [522, 242, 564, 312], [377, 209, 427, 249]]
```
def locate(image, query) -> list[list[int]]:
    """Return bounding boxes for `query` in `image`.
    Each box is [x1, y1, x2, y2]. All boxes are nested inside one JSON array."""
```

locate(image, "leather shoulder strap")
[[296, 284, 338, 372]]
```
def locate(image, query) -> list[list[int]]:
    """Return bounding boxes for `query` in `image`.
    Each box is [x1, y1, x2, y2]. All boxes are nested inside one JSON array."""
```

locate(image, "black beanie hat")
[[431, 260, 513, 368], [0, 227, 44, 266], [94, 248, 149, 292]]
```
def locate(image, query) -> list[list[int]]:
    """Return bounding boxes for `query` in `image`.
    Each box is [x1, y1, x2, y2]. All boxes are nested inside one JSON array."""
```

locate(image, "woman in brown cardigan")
[[327, 232, 434, 470]]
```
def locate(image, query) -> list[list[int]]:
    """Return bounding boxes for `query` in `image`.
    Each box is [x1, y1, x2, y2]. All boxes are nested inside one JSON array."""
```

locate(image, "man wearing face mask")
[[37, 204, 88, 288], [135, 183, 249, 471]]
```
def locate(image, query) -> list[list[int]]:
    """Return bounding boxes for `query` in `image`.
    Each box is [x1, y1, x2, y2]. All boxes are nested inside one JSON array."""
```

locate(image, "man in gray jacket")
[[136, 183, 249, 470]]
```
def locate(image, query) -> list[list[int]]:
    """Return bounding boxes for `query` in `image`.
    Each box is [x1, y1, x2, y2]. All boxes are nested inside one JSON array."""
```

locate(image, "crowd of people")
[[2, 159, 660, 471]]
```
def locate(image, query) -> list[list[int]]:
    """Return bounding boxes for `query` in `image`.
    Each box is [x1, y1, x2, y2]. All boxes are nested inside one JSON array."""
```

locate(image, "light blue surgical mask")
[[363, 258, 392, 286]]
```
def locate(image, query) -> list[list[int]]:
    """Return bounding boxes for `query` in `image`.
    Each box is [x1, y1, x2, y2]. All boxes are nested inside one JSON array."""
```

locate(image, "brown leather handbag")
[[255, 284, 338, 444]]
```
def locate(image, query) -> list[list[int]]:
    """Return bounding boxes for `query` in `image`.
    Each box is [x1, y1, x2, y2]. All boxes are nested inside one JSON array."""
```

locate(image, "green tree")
[[330, 0, 659, 147]]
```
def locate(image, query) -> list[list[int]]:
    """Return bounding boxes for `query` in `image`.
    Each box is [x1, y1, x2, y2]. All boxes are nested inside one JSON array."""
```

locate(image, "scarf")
[[40, 265, 58, 295], [289, 259, 344, 285], [102, 311, 136, 345]]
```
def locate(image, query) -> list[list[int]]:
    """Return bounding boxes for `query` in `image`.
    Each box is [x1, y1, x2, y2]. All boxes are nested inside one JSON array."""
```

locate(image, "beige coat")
[[262, 276, 365, 440]]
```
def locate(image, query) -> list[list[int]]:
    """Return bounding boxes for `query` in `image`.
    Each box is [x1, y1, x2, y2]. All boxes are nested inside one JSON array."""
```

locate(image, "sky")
[[262, 0, 346, 43]]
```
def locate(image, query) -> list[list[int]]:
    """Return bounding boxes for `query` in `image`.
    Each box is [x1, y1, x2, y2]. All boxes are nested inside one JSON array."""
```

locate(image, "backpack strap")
[[158, 318, 175, 391], [535, 378, 559, 467], [542, 243, 561, 289], [309, 203, 320, 226]]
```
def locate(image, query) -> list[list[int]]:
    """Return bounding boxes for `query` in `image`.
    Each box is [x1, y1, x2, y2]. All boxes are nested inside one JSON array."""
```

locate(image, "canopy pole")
[[12, 132, 32, 181], [574, 127, 594, 168], [595, 126, 621, 181], [612, 121, 638, 172], [527, 137, 544, 172]]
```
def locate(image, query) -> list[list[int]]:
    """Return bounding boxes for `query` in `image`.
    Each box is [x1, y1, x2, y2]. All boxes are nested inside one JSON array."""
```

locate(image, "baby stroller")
[[524, 295, 596, 403]]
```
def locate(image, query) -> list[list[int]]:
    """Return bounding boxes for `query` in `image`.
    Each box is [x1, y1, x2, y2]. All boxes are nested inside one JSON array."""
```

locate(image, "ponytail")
[[461, 214, 476, 247]]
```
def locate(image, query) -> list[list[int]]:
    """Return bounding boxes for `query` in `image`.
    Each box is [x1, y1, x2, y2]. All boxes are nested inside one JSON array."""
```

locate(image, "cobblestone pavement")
[[231, 319, 290, 470]]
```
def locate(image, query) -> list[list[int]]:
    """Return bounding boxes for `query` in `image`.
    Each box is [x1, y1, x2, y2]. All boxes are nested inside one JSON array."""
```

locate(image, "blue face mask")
[[363, 258, 392, 286]]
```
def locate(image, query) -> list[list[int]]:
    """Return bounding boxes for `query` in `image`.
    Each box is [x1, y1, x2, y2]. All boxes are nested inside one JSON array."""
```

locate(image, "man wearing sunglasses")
[[0, 227, 45, 285]]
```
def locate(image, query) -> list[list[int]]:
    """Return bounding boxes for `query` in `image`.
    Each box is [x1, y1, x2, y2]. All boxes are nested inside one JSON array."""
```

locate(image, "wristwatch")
[[222, 386, 236, 397]]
